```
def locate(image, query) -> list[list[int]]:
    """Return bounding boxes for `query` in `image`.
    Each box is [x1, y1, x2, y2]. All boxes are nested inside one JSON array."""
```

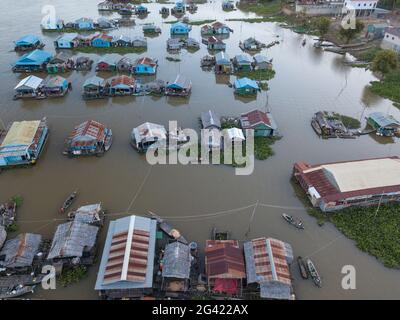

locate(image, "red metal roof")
[[136, 57, 157, 67], [241, 109, 271, 129], [69, 120, 106, 147], [95, 33, 113, 41], [205, 240, 246, 279], [110, 75, 135, 87]]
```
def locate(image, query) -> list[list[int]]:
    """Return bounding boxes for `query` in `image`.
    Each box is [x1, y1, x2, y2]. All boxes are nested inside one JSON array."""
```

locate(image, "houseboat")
[[14, 75, 45, 100], [46, 52, 75, 73], [160, 7, 170, 15], [239, 37, 265, 51], [171, 1, 186, 15], [96, 55, 117, 71], [215, 52, 232, 74], [165, 74, 192, 97], [222, 0, 235, 10], [311, 111, 352, 138], [240, 109, 278, 137], [54, 33, 79, 49], [82, 76, 108, 99], [184, 38, 200, 50], [42, 76, 70, 98], [142, 23, 161, 34], [167, 38, 183, 51], [12, 49, 53, 73], [135, 5, 148, 15], [205, 36, 226, 51], [63, 120, 112, 157], [133, 57, 158, 75], [0, 118, 49, 168], [14, 35, 44, 52], [233, 54, 252, 72], [74, 56, 93, 71], [75, 17, 95, 30], [253, 54, 272, 70], [116, 56, 133, 72], [367, 112, 400, 137], [108, 75, 135, 96], [233, 77, 259, 96], [201, 55, 216, 68], [201, 22, 232, 36], [170, 22, 191, 36], [92, 33, 113, 48]]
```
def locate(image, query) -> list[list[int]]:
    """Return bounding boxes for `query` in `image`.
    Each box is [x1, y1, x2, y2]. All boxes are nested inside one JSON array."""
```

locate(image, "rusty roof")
[[241, 109, 272, 128], [110, 75, 135, 87]]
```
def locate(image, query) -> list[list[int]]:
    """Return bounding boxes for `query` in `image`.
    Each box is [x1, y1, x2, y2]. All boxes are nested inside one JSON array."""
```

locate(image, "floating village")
[[1, 0, 400, 300]]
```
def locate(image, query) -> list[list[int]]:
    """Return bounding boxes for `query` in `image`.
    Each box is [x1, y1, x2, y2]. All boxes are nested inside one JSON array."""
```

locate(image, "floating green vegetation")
[[43, 28, 103, 33], [74, 46, 147, 54], [325, 112, 361, 129], [59, 266, 88, 287], [236, 1, 283, 16], [234, 69, 276, 81], [253, 136, 280, 160], [6, 223, 18, 233], [130, 0, 149, 3], [166, 56, 181, 62], [10, 195, 23, 207], [226, 16, 287, 23], [329, 203, 400, 268], [156, 0, 173, 3], [369, 70, 400, 105], [164, 19, 216, 25]]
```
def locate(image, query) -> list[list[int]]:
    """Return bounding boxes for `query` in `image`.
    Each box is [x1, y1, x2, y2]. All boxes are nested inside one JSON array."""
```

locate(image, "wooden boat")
[[306, 258, 322, 287], [282, 213, 304, 229], [0, 285, 35, 299], [104, 129, 113, 152], [59, 191, 77, 214], [297, 256, 308, 279], [148, 211, 188, 244]]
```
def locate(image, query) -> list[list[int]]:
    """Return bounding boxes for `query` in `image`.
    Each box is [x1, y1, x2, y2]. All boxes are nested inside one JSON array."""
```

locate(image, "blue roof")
[[137, 5, 147, 10], [369, 112, 400, 128], [235, 54, 252, 64], [15, 35, 40, 46], [215, 52, 230, 65], [235, 77, 259, 90], [57, 33, 78, 42], [171, 22, 189, 30], [16, 49, 52, 66]]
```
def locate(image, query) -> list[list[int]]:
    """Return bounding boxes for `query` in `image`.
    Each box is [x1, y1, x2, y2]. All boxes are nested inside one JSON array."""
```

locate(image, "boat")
[[282, 213, 304, 229], [297, 256, 308, 279], [211, 227, 230, 241], [302, 39, 306, 46], [148, 211, 188, 244], [59, 191, 77, 214], [104, 129, 113, 152], [0, 285, 35, 299], [306, 258, 322, 287]]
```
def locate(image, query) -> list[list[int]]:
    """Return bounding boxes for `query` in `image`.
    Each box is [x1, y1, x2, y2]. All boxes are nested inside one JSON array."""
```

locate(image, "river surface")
[[1, 0, 400, 300]]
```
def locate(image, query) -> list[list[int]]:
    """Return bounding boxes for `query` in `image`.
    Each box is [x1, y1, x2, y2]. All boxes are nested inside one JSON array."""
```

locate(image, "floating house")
[[82, 76, 107, 99], [165, 74, 192, 96], [222, 0, 235, 10], [215, 52, 232, 74], [41, 17, 64, 30], [240, 109, 277, 137], [75, 17, 95, 30], [142, 23, 161, 34], [206, 36, 226, 51], [92, 33, 113, 48], [224, 128, 245, 142], [112, 35, 132, 47], [234, 77, 259, 95], [97, 17, 116, 29], [47, 52, 75, 73], [201, 22, 232, 35], [47, 221, 99, 266], [42, 76, 70, 97], [367, 112, 400, 136], [98, 1, 114, 11], [201, 110, 221, 130], [75, 56, 93, 71], [185, 38, 200, 49], [94, 215, 157, 299], [0, 233, 42, 271], [133, 57, 158, 75], [68, 203, 105, 226], [14, 75, 44, 99], [170, 22, 191, 36], [160, 7, 170, 15], [244, 237, 293, 300], [0, 118, 49, 168], [54, 33, 79, 49], [240, 37, 264, 51], [63, 120, 112, 156], [109, 75, 135, 96], [162, 242, 191, 294], [253, 54, 272, 70], [116, 56, 133, 72], [381, 27, 400, 53], [96, 55, 117, 71], [171, 1, 186, 15], [233, 54, 252, 71], [14, 35, 44, 52], [131, 36, 147, 48], [311, 111, 349, 138], [293, 156, 400, 212], [131, 122, 167, 153], [135, 5, 148, 15], [167, 38, 183, 51], [141, 80, 166, 95], [13, 49, 53, 72], [205, 240, 246, 296]]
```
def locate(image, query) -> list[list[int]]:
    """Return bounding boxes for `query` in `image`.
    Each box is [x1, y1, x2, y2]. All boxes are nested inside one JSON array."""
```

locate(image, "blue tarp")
[[16, 49, 52, 66], [15, 35, 40, 46], [235, 77, 259, 90]]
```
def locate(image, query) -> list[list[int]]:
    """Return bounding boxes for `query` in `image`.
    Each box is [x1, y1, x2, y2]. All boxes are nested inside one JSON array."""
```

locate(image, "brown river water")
[[0, 0, 400, 300]]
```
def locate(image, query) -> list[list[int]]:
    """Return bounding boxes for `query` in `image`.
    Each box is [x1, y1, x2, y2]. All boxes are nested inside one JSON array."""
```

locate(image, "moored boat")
[[148, 211, 188, 244], [0, 285, 35, 299], [282, 213, 304, 229], [59, 191, 77, 214], [306, 258, 322, 287], [297, 256, 308, 279]]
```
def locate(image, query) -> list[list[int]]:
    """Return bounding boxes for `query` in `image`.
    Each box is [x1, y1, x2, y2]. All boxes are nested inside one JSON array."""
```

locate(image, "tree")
[[314, 17, 331, 39], [372, 50, 399, 75], [339, 20, 364, 43]]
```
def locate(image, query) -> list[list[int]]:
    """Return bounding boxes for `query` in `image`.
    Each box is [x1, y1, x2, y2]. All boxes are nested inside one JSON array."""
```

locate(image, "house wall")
[[295, 3, 344, 15], [56, 40, 72, 49], [254, 124, 273, 137], [381, 33, 400, 52], [92, 39, 111, 47], [135, 65, 156, 74], [78, 22, 94, 29]]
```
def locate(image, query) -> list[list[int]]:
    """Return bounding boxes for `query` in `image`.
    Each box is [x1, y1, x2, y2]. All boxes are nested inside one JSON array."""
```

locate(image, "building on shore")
[[344, 0, 378, 17], [380, 27, 400, 53], [244, 237, 293, 300], [94, 215, 157, 299], [293, 156, 400, 212], [295, 0, 345, 16]]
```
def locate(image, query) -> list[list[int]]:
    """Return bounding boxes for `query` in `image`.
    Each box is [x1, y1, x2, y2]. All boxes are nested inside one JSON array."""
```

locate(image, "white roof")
[[133, 122, 167, 143], [307, 158, 400, 193], [225, 128, 245, 141], [14, 75, 43, 90]]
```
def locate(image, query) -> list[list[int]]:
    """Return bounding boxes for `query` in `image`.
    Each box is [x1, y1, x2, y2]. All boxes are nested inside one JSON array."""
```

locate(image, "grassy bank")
[[226, 16, 287, 23], [59, 266, 88, 287], [327, 112, 361, 129], [308, 203, 400, 268], [236, 1, 283, 16], [164, 19, 216, 25], [74, 46, 147, 54], [369, 70, 400, 106]]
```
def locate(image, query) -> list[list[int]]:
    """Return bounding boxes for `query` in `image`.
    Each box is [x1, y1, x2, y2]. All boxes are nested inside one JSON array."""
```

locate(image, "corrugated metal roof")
[[0, 120, 40, 147], [83, 76, 105, 88], [15, 34, 40, 46], [0, 233, 42, 268], [14, 75, 43, 90], [68, 120, 107, 147], [201, 110, 221, 129], [240, 109, 276, 129], [368, 112, 400, 128], [162, 242, 191, 279], [16, 49, 52, 65], [234, 77, 259, 90]]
